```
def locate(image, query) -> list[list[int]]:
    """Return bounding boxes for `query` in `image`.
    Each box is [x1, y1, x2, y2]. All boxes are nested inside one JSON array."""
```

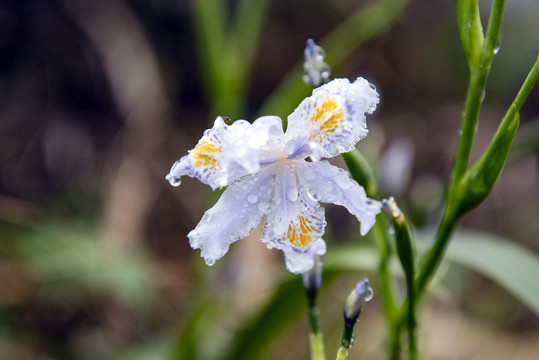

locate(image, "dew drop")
[[247, 194, 259, 204], [365, 286, 374, 302], [493, 38, 501, 55], [287, 186, 298, 201], [205, 258, 216, 266], [336, 175, 350, 189], [169, 176, 181, 187], [258, 202, 270, 212]]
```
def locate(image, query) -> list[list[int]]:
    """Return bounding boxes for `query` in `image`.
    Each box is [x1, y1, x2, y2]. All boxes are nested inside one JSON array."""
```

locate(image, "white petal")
[[166, 116, 284, 190], [252, 116, 286, 164], [282, 238, 327, 274], [299, 160, 381, 236], [188, 169, 274, 266], [261, 161, 325, 249], [285, 77, 379, 160], [259, 161, 327, 273]]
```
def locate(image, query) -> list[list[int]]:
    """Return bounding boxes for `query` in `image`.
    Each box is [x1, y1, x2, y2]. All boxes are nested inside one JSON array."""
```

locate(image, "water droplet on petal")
[[247, 194, 259, 204], [336, 175, 350, 189], [169, 176, 181, 187], [365, 286, 374, 302], [258, 202, 271, 212], [287, 186, 298, 201], [205, 258, 216, 266]]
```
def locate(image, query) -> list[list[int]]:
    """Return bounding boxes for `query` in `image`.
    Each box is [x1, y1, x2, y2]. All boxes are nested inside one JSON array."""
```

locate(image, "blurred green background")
[[0, 0, 538, 359]]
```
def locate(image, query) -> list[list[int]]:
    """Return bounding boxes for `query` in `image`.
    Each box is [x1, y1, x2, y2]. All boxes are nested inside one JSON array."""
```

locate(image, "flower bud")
[[343, 278, 372, 323], [341, 278, 373, 348], [302, 39, 331, 87], [302, 255, 323, 306]]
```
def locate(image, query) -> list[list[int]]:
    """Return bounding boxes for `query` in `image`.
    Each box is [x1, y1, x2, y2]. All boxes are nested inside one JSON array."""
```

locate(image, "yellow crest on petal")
[[284, 213, 321, 249], [308, 95, 344, 143], [191, 140, 222, 169]]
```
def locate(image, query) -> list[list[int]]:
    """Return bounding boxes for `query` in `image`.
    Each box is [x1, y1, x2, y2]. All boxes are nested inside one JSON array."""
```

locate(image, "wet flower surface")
[[166, 78, 381, 273]]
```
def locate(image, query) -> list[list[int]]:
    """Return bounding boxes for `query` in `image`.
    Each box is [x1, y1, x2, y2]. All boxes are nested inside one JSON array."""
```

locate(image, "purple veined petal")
[[260, 161, 327, 273], [188, 168, 275, 266], [166, 116, 284, 190], [298, 160, 381, 236], [284, 77, 379, 161]]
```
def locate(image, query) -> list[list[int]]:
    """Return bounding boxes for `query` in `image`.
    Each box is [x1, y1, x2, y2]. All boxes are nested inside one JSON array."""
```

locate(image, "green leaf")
[[458, 110, 519, 213], [458, 55, 539, 214], [446, 230, 539, 316], [171, 299, 220, 360], [222, 271, 340, 360], [324, 245, 401, 275], [221, 276, 308, 360]]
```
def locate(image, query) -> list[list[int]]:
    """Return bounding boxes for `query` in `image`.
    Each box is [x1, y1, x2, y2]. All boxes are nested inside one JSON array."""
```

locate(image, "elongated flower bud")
[[302, 39, 331, 87], [341, 278, 373, 348], [302, 255, 323, 306]]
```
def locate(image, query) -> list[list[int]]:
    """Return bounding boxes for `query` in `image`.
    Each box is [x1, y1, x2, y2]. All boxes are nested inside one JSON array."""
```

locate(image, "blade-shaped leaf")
[[446, 230, 539, 316]]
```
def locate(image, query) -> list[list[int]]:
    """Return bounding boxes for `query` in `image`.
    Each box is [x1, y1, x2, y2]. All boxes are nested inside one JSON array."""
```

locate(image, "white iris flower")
[[166, 78, 381, 273]]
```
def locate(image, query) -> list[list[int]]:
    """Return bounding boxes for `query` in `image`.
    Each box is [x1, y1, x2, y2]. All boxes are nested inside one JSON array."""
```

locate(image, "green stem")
[[482, 0, 507, 64], [308, 303, 321, 334], [450, 70, 488, 184], [452, 0, 507, 185], [336, 346, 349, 360], [342, 150, 399, 354], [406, 275, 417, 360], [417, 0, 507, 309], [418, 54, 539, 300], [415, 211, 458, 298], [372, 215, 400, 355], [310, 332, 326, 360]]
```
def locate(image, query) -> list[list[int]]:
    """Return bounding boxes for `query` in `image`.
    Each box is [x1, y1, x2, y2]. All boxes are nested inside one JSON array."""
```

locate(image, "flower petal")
[[299, 160, 381, 236], [188, 169, 274, 266], [282, 238, 326, 274], [285, 78, 379, 161], [166, 116, 283, 189], [260, 161, 327, 273]]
